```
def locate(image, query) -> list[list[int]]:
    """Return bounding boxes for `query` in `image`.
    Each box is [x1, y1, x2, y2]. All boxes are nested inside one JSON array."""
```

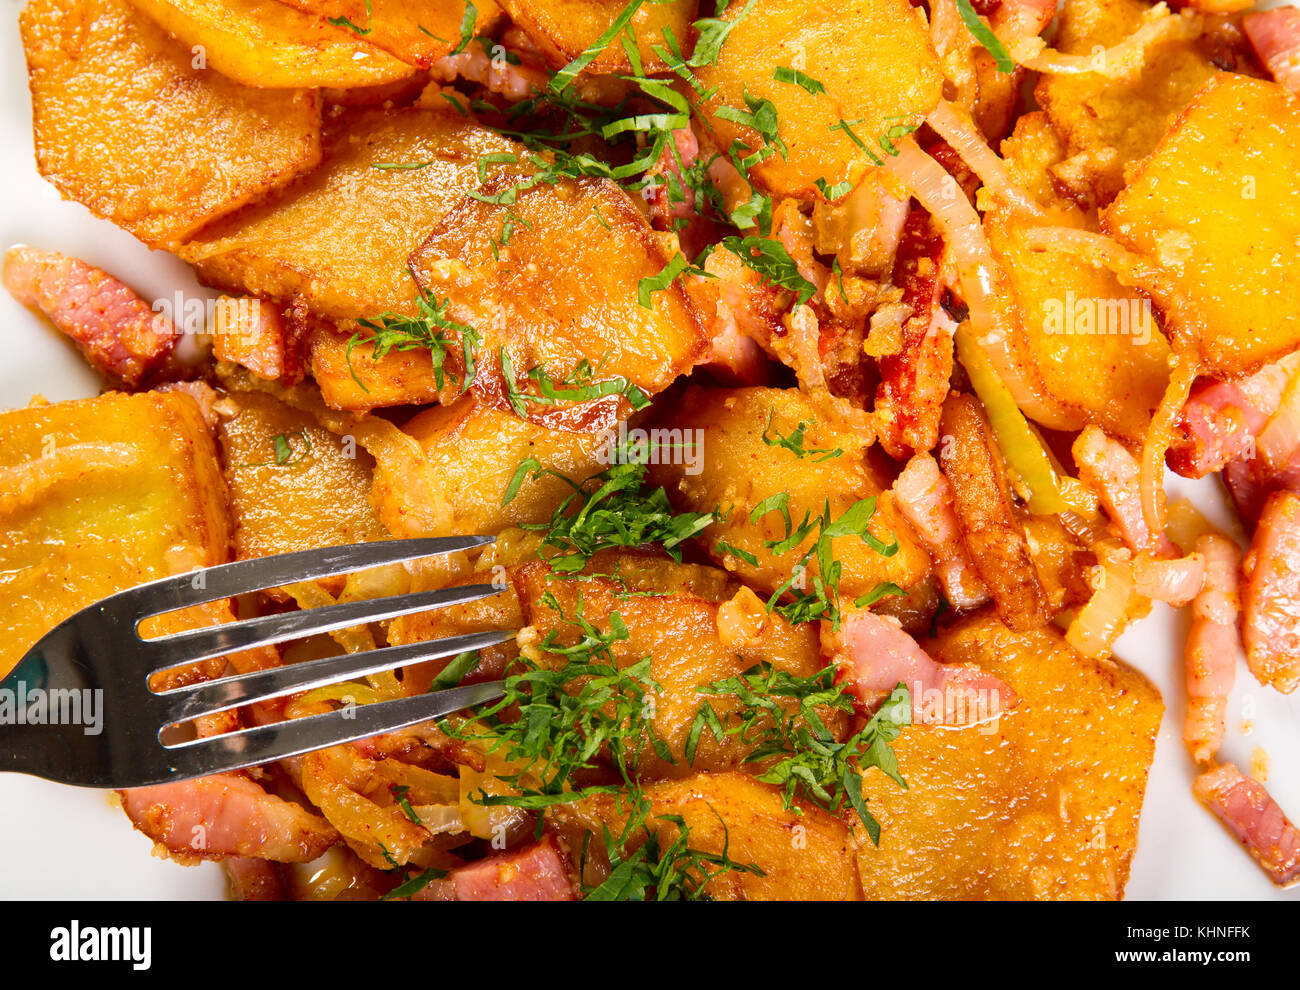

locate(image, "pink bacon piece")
[[826, 609, 1016, 727], [1074, 425, 1178, 556], [1243, 490, 1300, 695], [1244, 7, 1300, 96], [413, 837, 575, 901], [1183, 534, 1241, 764], [1195, 762, 1300, 887], [3, 246, 178, 387], [892, 452, 990, 609], [120, 774, 338, 863], [1168, 356, 1299, 479]]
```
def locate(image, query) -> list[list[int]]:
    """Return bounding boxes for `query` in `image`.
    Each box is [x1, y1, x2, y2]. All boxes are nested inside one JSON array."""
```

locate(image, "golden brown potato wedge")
[[126, 0, 416, 88], [216, 388, 387, 563], [409, 176, 708, 402], [182, 106, 522, 322], [985, 209, 1172, 443], [273, 0, 502, 68], [1102, 74, 1300, 376], [557, 772, 863, 899], [395, 392, 609, 536], [1035, 0, 1235, 209], [21, 0, 322, 247], [0, 391, 231, 676], [512, 554, 831, 779], [694, 0, 941, 199], [649, 386, 931, 604], [856, 612, 1162, 899], [499, 0, 696, 75]]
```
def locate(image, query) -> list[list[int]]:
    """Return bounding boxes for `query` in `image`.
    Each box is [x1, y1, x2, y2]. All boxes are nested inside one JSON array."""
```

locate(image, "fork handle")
[[0, 665, 80, 784]]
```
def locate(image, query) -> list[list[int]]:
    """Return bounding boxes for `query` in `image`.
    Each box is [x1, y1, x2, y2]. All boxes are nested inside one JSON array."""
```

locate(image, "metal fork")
[[0, 538, 511, 789]]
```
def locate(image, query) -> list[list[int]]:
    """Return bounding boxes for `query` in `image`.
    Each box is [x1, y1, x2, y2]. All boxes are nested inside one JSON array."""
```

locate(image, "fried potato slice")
[[498, 0, 696, 75], [694, 0, 941, 199], [394, 392, 609, 536], [1102, 74, 1300, 375], [216, 388, 387, 564], [648, 386, 931, 604], [21, 0, 322, 247], [126, 0, 416, 88], [855, 612, 1162, 899], [557, 772, 863, 899], [409, 176, 708, 402], [273, 0, 502, 68], [1035, 0, 1247, 209], [0, 391, 231, 676], [985, 193, 1172, 442], [513, 555, 832, 779], [182, 107, 522, 322]]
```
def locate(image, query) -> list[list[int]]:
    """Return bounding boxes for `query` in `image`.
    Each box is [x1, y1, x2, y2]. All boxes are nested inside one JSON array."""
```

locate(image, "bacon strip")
[[892, 453, 990, 609], [873, 209, 955, 459], [414, 837, 575, 901], [1184, 534, 1241, 764], [1243, 490, 1300, 695], [1074, 426, 1177, 556], [1194, 763, 1300, 887], [827, 609, 1016, 727], [1244, 7, 1300, 96], [120, 774, 338, 863], [1168, 356, 1300, 478], [2, 246, 177, 387]]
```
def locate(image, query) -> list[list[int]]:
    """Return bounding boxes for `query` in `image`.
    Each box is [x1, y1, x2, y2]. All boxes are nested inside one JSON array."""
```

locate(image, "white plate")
[[1, 5, 1297, 901]]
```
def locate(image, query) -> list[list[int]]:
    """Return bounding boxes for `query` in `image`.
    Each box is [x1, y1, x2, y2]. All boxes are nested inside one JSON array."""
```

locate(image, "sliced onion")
[[1066, 550, 1138, 658], [1132, 550, 1206, 606], [927, 100, 1054, 221], [1140, 354, 1197, 541], [1008, 3, 1198, 77], [884, 139, 1071, 428]]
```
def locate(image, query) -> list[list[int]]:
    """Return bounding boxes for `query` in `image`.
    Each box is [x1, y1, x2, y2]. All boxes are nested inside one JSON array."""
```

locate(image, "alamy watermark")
[[1041, 291, 1154, 346], [594, 422, 706, 476], [0, 682, 103, 736]]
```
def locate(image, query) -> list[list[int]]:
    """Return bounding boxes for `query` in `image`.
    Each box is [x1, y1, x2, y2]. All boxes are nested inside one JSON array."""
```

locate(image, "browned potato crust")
[[695, 0, 941, 199], [409, 176, 708, 399], [938, 393, 1048, 631], [1035, 0, 1231, 209], [21, 0, 322, 248], [216, 388, 387, 563], [126, 0, 416, 88], [499, 0, 696, 74], [650, 386, 931, 604], [559, 772, 863, 899], [273, 0, 502, 68], [1102, 74, 1300, 375], [182, 106, 522, 322], [396, 392, 609, 536], [856, 613, 1163, 899], [0, 391, 231, 676], [985, 213, 1172, 443]]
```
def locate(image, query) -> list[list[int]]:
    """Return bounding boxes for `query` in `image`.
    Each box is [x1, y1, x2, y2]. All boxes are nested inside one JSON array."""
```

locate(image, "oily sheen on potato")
[[21, 0, 322, 246]]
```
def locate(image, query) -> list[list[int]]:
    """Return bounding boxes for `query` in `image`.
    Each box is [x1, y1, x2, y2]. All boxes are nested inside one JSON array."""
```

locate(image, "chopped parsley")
[[955, 0, 1015, 73], [689, 667, 911, 842], [761, 411, 844, 462], [346, 287, 480, 394]]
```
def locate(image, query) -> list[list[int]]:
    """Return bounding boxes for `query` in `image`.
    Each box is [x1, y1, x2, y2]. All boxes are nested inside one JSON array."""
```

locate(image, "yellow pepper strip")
[[953, 321, 1083, 515]]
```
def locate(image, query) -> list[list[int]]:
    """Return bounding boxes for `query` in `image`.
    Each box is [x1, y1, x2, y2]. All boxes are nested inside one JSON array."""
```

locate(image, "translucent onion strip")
[[1007, 3, 1199, 77], [884, 139, 1070, 428], [926, 100, 1054, 221]]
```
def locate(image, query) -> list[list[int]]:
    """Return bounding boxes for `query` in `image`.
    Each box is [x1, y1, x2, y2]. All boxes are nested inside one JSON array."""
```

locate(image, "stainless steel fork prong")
[[109, 537, 494, 627], [141, 583, 502, 670], [160, 681, 508, 783], [156, 628, 517, 726]]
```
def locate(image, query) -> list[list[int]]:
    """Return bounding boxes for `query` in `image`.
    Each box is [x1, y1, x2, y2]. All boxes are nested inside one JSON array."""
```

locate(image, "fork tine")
[[162, 681, 507, 781], [143, 583, 502, 671], [157, 629, 517, 725], [105, 538, 494, 622]]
